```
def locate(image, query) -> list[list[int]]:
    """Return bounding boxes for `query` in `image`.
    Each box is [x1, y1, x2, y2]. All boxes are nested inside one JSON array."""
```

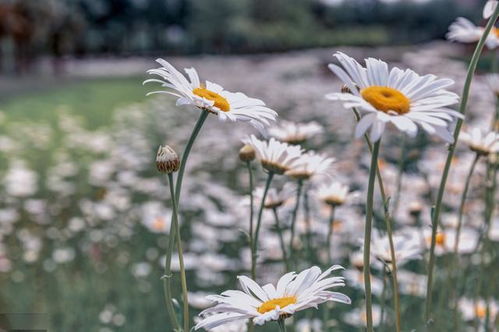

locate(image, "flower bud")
[[156, 145, 180, 173], [239, 144, 256, 162]]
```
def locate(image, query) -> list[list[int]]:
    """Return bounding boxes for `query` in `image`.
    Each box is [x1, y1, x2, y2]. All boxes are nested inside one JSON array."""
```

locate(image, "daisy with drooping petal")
[[194, 265, 351, 330], [326, 52, 461, 142], [144, 59, 277, 129], [446, 17, 499, 49], [242, 135, 303, 174], [460, 127, 499, 155], [285, 151, 335, 181], [267, 120, 324, 144]]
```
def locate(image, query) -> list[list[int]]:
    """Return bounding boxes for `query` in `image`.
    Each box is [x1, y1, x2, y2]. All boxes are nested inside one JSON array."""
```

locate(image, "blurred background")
[[0, 0, 495, 331]]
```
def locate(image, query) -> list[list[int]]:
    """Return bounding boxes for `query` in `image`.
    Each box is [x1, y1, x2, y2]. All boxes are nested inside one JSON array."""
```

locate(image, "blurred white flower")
[[285, 151, 335, 181], [267, 120, 323, 144], [483, 1, 498, 19], [4, 161, 38, 197], [459, 127, 499, 155], [446, 17, 499, 49]]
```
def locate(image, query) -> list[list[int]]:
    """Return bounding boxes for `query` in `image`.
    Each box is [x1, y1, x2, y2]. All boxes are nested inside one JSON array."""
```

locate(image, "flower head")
[[446, 17, 499, 49], [145, 59, 277, 129], [326, 52, 461, 142], [459, 128, 499, 156], [285, 152, 334, 181], [267, 120, 323, 144], [316, 181, 351, 207], [194, 265, 350, 330], [254, 183, 295, 209], [242, 135, 303, 174], [367, 230, 422, 270]]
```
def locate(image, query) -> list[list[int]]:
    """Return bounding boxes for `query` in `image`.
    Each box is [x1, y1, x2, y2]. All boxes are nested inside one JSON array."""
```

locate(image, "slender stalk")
[[353, 109, 401, 332], [246, 161, 255, 269], [380, 266, 387, 330], [392, 135, 407, 217], [289, 180, 304, 263], [363, 139, 381, 332], [163, 110, 209, 331], [425, 7, 499, 325], [251, 171, 275, 278], [278, 318, 287, 332], [303, 186, 314, 264], [326, 205, 336, 264], [167, 173, 190, 332], [272, 207, 290, 271]]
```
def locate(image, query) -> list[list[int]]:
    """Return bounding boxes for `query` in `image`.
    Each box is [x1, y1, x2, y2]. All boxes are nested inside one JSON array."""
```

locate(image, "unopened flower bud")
[[239, 144, 256, 162], [156, 145, 180, 173]]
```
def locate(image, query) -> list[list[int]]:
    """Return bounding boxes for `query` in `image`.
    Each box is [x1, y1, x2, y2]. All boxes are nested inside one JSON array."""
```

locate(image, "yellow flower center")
[[475, 305, 486, 318], [257, 296, 297, 314], [494, 28, 499, 38], [152, 217, 166, 231], [361, 86, 410, 115], [193, 87, 230, 112], [435, 233, 446, 246]]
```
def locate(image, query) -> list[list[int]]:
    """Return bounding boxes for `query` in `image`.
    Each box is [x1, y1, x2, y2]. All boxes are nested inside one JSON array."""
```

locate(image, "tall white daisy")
[[326, 52, 461, 142], [460, 127, 499, 155], [446, 17, 499, 49], [194, 265, 351, 330], [144, 59, 277, 129], [267, 120, 324, 144], [242, 135, 303, 174]]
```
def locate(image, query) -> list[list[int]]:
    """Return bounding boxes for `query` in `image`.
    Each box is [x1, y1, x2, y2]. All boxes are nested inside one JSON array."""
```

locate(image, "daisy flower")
[[194, 265, 351, 330], [316, 181, 352, 207], [285, 151, 335, 181], [267, 120, 323, 144], [446, 17, 499, 49], [367, 230, 422, 270], [485, 73, 499, 96], [242, 135, 303, 174], [459, 127, 499, 155], [326, 52, 461, 142], [145, 59, 277, 129], [254, 183, 295, 209]]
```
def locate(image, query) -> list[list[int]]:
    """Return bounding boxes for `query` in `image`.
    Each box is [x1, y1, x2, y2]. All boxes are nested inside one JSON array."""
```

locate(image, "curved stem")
[[289, 180, 303, 266], [424, 7, 499, 325], [163, 110, 208, 330], [272, 207, 290, 271], [278, 318, 287, 332], [246, 161, 255, 271], [326, 205, 336, 264], [392, 135, 407, 217], [168, 173, 190, 332], [363, 139, 381, 332], [251, 171, 274, 278], [353, 109, 401, 332]]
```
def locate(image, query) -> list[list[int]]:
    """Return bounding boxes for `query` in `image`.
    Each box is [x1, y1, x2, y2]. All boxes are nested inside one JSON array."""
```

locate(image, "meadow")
[[0, 40, 497, 332]]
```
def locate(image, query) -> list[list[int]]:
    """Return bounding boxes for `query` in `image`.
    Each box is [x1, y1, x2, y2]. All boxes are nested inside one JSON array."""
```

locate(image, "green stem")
[[289, 180, 303, 266], [303, 186, 314, 264], [363, 139, 381, 332], [326, 205, 336, 264], [424, 7, 499, 326], [251, 171, 275, 278], [278, 318, 287, 332], [380, 267, 387, 330], [392, 135, 407, 217], [451, 153, 480, 328], [272, 207, 290, 271], [168, 173, 190, 332], [163, 110, 208, 330], [353, 109, 401, 332], [247, 161, 255, 269]]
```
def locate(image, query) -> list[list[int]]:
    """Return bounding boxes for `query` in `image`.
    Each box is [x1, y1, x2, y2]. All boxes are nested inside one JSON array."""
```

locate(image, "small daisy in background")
[[326, 52, 461, 142], [242, 135, 303, 174], [285, 151, 335, 181], [194, 265, 351, 330], [446, 17, 499, 49], [144, 59, 277, 129], [459, 127, 499, 156], [368, 230, 422, 270], [253, 183, 295, 209], [316, 181, 354, 207], [267, 120, 324, 145]]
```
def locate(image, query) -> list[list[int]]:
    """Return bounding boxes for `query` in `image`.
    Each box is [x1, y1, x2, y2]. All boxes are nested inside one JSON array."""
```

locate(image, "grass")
[[0, 76, 150, 128]]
